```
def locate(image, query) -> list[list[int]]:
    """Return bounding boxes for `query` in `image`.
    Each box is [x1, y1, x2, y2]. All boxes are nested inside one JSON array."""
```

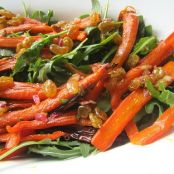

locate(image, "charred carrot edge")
[[111, 32, 174, 109], [7, 114, 77, 133], [111, 7, 139, 66], [131, 107, 174, 145], [85, 81, 104, 101], [21, 131, 65, 142], [125, 120, 139, 140], [0, 64, 108, 128], [91, 61, 174, 151]]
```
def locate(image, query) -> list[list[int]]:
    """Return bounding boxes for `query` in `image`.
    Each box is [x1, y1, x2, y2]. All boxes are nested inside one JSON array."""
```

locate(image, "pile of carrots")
[[0, 5, 174, 160]]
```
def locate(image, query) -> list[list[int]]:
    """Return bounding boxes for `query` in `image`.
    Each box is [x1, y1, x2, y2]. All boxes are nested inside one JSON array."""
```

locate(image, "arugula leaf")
[[145, 80, 174, 107], [91, 0, 102, 14], [0, 139, 53, 160], [0, 49, 14, 58], [145, 25, 153, 36], [13, 31, 67, 76], [0, 138, 95, 160], [31, 10, 54, 25], [132, 36, 157, 56], [79, 14, 90, 19], [145, 100, 164, 115]]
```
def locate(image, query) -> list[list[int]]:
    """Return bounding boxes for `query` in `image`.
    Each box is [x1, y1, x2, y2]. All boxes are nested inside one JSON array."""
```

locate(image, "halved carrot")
[[111, 7, 139, 66], [92, 61, 174, 151], [0, 57, 16, 72]]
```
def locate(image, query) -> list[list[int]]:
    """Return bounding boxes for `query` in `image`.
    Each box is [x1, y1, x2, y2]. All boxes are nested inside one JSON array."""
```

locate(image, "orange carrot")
[[8, 100, 33, 110], [111, 7, 139, 66], [125, 120, 139, 140], [0, 36, 40, 48], [7, 114, 77, 133], [0, 57, 16, 72], [111, 32, 174, 109], [0, 64, 108, 128], [131, 107, 174, 145], [21, 131, 65, 142], [85, 81, 104, 101], [92, 61, 174, 151], [0, 24, 53, 34]]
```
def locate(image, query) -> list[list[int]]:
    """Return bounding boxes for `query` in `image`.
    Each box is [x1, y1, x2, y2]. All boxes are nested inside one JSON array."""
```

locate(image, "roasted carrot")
[[111, 7, 139, 66], [111, 32, 174, 109], [21, 131, 65, 142], [131, 107, 174, 145], [0, 64, 108, 128], [7, 115, 77, 133], [8, 100, 33, 110], [0, 36, 40, 48], [125, 120, 139, 140], [0, 24, 53, 35], [92, 61, 174, 151], [0, 57, 16, 72], [85, 81, 104, 101]]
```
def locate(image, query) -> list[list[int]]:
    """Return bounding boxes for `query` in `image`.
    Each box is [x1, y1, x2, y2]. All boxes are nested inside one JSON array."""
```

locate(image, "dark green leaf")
[[145, 25, 153, 36], [145, 80, 174, 107], [13, 31, 67, 76], [132, 36, 157, 56]]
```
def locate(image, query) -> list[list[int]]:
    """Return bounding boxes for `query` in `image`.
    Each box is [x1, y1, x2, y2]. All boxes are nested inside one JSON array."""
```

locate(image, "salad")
[[0, 0, 174, 160]]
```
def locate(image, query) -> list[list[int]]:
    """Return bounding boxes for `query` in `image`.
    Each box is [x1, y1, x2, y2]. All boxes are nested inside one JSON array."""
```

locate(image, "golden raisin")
[[62, 37, 73, 51], [78, 105, 92, 119], [89, 113, 103, 128], [0, 101, 8, 115], [49, 44, 69, 55], [7, 16, 24, 26], [98, 21, 115, 33], [67, 75, 80, 94], [0, 9, 15, 19], [94, 107, 108, 121], [126, 54, 140, 69], [0, 76, 14, 90], [42, 79, 57, 98]]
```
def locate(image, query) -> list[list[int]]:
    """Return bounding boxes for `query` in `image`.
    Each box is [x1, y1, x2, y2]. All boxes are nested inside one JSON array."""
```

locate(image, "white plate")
[[0, 0, 174, 174]]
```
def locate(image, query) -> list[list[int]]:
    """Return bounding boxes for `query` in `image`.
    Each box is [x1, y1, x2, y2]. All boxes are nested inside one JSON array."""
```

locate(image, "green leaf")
[[0, 49, 14, 58], [0, 139, 53, 160], [79, 14, 90, 19], [29, 146, 82, 160], [79, 143, 93, 157], [145, 25, 153, 36], [91, 0, 102, 14], [145, 80, 174, 107], [59, 99, 68, 104], [132, 36, 157, 56], [13, 31, 67, 76], [145, 101, 164, 115]]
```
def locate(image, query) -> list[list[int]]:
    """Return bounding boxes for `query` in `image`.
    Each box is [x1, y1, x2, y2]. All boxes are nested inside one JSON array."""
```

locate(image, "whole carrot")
[[111, 7, 139, 66]]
